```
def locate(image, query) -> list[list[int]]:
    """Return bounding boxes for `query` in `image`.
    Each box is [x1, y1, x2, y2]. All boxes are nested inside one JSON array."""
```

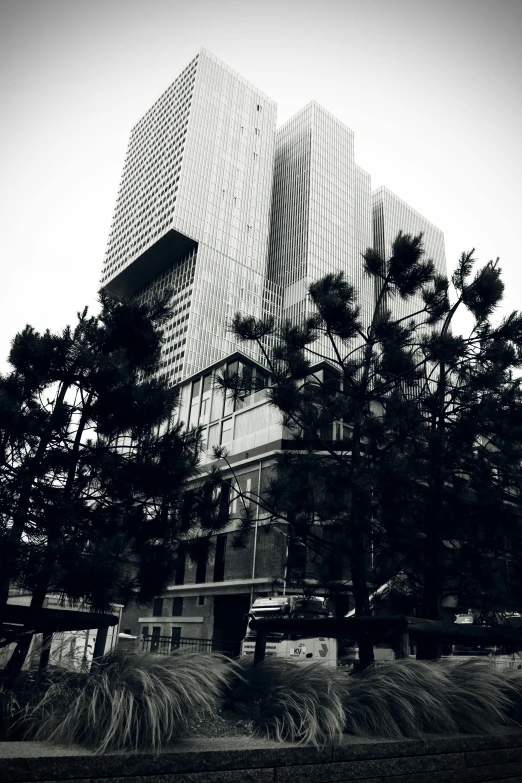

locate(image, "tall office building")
[[100, 48, 277, 382], [372, 186, 446, 327], [267, 102, 373, 357], [105, 50, 449, 648], [101, 51, 446, 382]]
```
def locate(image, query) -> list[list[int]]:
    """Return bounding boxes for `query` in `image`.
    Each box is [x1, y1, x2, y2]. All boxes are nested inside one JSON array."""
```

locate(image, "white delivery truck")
[[240, 594, 338, 667], [241, 580, 404, 666]]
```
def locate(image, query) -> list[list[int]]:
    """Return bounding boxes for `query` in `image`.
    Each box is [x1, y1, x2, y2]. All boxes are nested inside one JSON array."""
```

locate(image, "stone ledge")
[[1, 731, 522, 783]]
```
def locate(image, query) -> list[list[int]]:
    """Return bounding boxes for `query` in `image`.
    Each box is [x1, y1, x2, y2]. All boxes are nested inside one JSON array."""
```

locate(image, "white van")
[[240, 595, 338, 668]]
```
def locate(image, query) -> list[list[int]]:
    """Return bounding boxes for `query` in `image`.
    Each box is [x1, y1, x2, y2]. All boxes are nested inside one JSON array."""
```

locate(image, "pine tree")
[[0, 292, 224, 679], [397, 252, 522, 656], [222, 235, 522, 665]]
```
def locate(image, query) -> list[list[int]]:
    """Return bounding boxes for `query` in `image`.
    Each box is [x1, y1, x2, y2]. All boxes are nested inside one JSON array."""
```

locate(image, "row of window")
[[163, 531, 228, 594], [187, 359, 269, 430], [130, 56, 197, 144], [104, 65, 272, 278], [104, 89, 193, 271], [152, 596, 186, 616]]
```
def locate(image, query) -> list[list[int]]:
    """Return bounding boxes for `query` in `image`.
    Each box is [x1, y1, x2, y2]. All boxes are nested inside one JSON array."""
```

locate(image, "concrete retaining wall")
[[2, 731, 522, 783]]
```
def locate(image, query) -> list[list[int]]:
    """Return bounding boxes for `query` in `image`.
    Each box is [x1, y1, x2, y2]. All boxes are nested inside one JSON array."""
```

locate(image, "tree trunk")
[[3, 390, 90, 681], [417, 528, 443, 660], [416, 353, 447, 661], [2, 574, 52, 684], [0, 521, 26, 614], [91, 626, 109, 667], [1, 634, 34, 686], [0, 380, 71, 616], [357, 635, 375, 669], [38, 632, 53, 672], [351, 554, 375, 669]]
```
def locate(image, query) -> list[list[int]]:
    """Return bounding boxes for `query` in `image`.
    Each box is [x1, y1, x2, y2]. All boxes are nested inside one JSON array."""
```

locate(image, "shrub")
[[229, 657, 347, 746], [343, 659, 522, 739], [21, 650, 238, 753], [230, 657, 522, 746], [445, 658, 522, 732], [0, 670, 55, 741], [13, 654, 522, 750], [0, 684, 21, 741]]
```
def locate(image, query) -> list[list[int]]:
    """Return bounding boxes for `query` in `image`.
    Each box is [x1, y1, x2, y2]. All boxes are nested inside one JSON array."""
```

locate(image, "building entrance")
[[212, 594, 251, 658]]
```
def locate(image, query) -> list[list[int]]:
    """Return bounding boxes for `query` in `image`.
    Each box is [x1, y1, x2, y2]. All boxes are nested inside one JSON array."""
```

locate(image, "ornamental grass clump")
[[343, 659, 522, 740], [229, 657, 522, 746], [445, 658, 522, 733], [343, 659, 454, 739], [230, 657, 348, 747], [22, 649, 238, 753]]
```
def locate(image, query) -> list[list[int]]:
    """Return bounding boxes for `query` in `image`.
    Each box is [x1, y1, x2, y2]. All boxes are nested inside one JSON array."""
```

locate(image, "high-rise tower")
[[372, 186, 447, 327], [266, 102, 374, 353], [100, 52, 447, 383], [100, 49, 277, 383], [100, 52, 450, 647]]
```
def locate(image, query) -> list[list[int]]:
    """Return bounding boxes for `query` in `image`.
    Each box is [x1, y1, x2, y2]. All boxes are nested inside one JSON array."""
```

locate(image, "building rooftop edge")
[[276, 99, 357, 137], [130, 47, 277, 134], [198, 47, 277, 106], [175, 349, 269, 387], [372, 185, 444, 236]]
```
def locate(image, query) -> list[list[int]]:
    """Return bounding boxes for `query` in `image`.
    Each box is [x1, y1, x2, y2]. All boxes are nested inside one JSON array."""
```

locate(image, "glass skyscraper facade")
[[372, 186, 447, 328], [267, 102, 374, 359], [102, 51, 450, 644], [100, 50, 446, 383], [100, 49, 277, 383]]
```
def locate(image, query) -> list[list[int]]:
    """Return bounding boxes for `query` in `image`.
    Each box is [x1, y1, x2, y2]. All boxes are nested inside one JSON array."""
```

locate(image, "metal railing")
[[141, 635, 240, 656], [248, 615, 522, 664]]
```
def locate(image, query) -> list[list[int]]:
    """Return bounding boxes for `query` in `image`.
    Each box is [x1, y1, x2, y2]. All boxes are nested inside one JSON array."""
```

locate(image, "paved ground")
[[0, 736, 285, 758], [0, 742, 94, 757]]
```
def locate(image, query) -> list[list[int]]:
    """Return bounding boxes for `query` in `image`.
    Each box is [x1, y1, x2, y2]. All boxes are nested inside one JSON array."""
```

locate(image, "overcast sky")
[[1, 0, 520, 371]]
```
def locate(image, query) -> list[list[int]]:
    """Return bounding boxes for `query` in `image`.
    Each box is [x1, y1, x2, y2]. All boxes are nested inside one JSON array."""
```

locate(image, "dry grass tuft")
[[344, 659, 460, 739], [16, 654, 522, 751], [229, 657, 522, 746], [21, 650, 238, 753], [230, 657, 347, 747], [343, 659, 522, 739], [444, 659, 522, 733]]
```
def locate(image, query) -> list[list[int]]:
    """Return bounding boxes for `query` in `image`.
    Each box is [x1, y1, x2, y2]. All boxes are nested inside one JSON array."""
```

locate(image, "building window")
[[202, 373, 212, 394], [174, 548, 186, 585], [221, 417, 233, 444], [199, 397, 209, 423], [213, 534, 227, 582], [255, 368, 268, 390], [233, 477, 251, 511], [223, 391, 234, 417], [198, 595, 205, 606], [188, 378, 201, 427], [142, 625, 149, 637], [153, 597, 163, 617], [195, 547, 207, 584], [218, 481, 231, 525]]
